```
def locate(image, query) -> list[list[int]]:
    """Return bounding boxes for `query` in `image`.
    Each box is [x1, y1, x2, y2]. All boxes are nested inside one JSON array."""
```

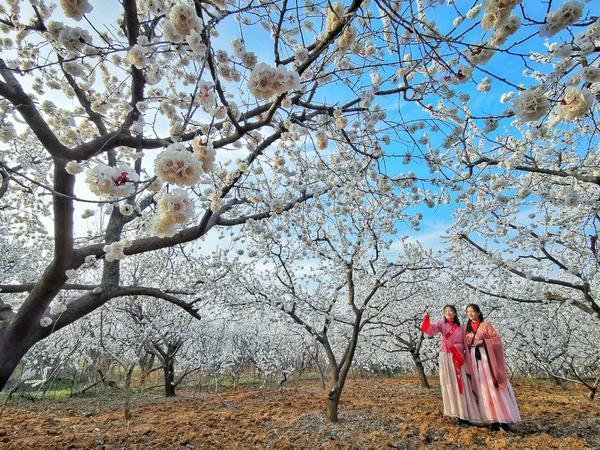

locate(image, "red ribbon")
[[449, 345, 465, 394], [420, 314, 431, 332]]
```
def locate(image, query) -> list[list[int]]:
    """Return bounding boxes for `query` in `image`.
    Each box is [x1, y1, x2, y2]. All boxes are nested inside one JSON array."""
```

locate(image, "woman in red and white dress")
[[421, 305, 481, 426], [464, 304, 521, 431]]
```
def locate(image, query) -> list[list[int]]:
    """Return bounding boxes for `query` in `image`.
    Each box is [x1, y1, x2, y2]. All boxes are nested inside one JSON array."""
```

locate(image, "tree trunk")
[[163, 355, 176, 397], [0, 334, 33, 392], [316, 363, 326, 390], [411, 353, 430, 388], [326, 386, 341, 423]]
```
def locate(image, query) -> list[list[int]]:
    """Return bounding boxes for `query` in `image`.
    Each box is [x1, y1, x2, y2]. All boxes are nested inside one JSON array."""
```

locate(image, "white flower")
[[65, 160, 83, 175], [480, 0, 521, 31], [155, 143, 203, 186], [295, 48, 309, 64], [557, 86, 594, 121], [85, 163, 139, 199], [49, 301, 67, 315], [445, 65, 472, 84], [195, 80, 216, 111], [103, 239, 132, 262], [476, 77, 491, 93], [209, 190, 222, 212], [60, 0, 92, 21], [126, 45, 148, 69], [119, 203, 135, 216], [40, 317, 53, 327], [581, 66, 600, 82], [248, 63, 300, 100], [186, 30, 206, 57], [82, 255, 97, 268], [325, 2, 344, 34], [192, 136, 216, 172], [540, 1, 584, 37], [168, 2, 203, 38], [153, 189, 194, 237], [360, 90, 375, 108], [241, 51, 257, 68], [62, 61, 85, 77], [143, 0, 168, 15], [466, 4, 482, 19], [57, 25, 93, 54], [315, 129, 328, 150], [513, 87, 550, 122], [65, 269, 78, 280], [500, 91, 515, 103], [231, 38, 246, 57]]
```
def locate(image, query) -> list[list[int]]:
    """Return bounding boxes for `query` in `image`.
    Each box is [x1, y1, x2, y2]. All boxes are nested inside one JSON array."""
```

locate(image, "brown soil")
[[0, 376, 598, 449]]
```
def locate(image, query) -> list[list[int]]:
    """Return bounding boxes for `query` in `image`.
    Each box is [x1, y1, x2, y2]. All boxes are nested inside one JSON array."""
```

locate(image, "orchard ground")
[[0, 375, 598, 449]]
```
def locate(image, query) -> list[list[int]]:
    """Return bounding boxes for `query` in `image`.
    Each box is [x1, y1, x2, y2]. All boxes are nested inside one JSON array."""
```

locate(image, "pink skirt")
[[469, 347, 521, 424], [439, 352, 482, 423]]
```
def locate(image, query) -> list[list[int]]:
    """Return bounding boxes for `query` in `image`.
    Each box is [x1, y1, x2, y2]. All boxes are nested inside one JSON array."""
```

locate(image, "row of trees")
[[0, 0, 598, 422]]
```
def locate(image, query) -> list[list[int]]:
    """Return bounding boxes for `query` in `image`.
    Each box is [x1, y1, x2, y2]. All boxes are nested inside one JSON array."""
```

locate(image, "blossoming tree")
[[233, 187, 434, 422], [0, 0, 597, 393]]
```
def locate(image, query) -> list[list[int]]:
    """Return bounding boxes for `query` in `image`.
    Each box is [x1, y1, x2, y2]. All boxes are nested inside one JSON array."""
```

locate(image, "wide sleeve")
[[482, 322, 509, 389], [420, 315, 443, 337]]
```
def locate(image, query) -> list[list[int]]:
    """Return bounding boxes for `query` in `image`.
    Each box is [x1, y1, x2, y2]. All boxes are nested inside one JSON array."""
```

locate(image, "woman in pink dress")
[[464, 304, 521, 431], [421, 305, 481, 426]]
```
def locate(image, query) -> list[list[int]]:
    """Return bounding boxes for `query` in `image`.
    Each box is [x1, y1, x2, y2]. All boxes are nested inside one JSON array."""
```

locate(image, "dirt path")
[[0, 377, 598, 449]]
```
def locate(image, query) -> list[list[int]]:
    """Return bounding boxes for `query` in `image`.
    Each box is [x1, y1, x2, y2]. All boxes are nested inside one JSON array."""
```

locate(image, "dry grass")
[[0, 376, 598, 449]]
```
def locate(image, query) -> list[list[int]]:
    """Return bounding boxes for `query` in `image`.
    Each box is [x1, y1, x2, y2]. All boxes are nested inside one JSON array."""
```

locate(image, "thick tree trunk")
[[0, 333, 34, 392], [326, 386, 341, 423], [411, 353, 430, 388], [163, 356, 176, 397]]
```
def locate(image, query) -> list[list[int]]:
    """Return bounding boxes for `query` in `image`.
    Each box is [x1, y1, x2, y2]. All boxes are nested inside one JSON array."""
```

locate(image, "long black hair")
[[443, 304, 460, 326], [465, 303, 484, 333]]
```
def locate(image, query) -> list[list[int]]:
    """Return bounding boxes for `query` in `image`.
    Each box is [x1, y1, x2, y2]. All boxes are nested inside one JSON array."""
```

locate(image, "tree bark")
[[411, 353, 430, 388], [326, 386, 341, 423], [163, 355, 176, 397], [0, 333, 35, 391]]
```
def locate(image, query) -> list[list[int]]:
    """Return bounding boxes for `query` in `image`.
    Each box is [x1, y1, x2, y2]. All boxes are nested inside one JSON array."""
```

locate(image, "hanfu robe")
[[421, 315, 481, 423], [464, 321, 521, 424]]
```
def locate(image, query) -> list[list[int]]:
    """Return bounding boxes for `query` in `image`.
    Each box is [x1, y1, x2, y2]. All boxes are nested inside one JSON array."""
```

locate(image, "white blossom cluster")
[[231, 38, 257, 69], [85, 163, 139, 199], [126, 43, 150, 70], [154, 143, 203, 186], [162, 2, 203, 42], [59, 0, 92, 21], [540, 1, 584, 37], [512, 87, 550, 122], [557, 86, 594, 121], [65, 160, 84, 175], [103, 239, 132, 262], [480, 0, 521, 32], [247, 63, 301, 100], [191, 136, 216, 172], [153, 189, 195, 238], [45, 21, 93, 56], [195, 81, 216, 112]]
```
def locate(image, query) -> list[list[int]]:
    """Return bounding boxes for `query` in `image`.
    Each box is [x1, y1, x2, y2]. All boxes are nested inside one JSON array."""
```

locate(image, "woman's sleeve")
[[482, 322, 509, 389], [420, 315, 442, 336]]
